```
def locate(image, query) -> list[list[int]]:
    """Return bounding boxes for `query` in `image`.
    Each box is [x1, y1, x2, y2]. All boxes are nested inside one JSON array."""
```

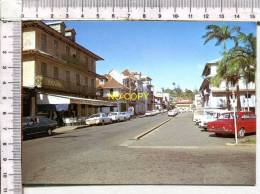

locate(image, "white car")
[[168, 109, 178, 117], [193, 109, 204, 124], [86, 113, 112, 126], [145, 111, 154, 116], [199, 112, 218, 129], [120, 112, 131, 120], [108, 112, 124, 122], [199, 109, 229, 129]]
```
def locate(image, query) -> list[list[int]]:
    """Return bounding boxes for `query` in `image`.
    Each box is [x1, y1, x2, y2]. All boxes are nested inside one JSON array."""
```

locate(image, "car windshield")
[[218, 113, 237, 119], [90, 114, 100, 118], [110, 113, 118, 115]]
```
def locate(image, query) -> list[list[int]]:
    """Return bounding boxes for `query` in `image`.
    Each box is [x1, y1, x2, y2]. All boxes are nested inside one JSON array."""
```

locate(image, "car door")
[[23, 118, 36, 136], [248, 113, 256, 133]]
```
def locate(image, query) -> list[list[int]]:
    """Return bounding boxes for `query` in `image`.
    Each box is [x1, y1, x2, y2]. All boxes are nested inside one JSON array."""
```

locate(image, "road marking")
[[132, 118, 172, 140], [127, 145, 256, 150]]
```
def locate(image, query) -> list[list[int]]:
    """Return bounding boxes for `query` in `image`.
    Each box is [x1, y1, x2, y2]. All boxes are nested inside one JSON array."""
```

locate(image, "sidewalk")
[[53, 125, 87, 134], [53, 114, 147, 134]]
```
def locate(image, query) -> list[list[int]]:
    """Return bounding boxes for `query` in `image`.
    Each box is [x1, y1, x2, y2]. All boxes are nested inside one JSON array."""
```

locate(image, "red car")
[[207, 111, 256, 138]]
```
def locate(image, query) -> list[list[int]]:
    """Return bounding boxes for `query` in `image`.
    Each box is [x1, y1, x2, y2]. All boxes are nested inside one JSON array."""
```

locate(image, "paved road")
[[22, 112, 255, 185]]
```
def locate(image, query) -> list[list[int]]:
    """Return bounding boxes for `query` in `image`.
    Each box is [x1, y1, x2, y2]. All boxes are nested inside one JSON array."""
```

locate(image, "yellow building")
[[22, 21, 113, 120]]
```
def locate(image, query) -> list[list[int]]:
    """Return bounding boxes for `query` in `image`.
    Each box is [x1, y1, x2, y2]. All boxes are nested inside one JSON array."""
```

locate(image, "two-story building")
[[96, 74, 129, 113], [199, 60, 256, 111], [22, 21, 113, 120]]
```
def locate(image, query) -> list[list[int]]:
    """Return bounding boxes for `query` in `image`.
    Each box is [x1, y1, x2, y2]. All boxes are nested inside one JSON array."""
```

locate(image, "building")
[[175, 99, 193, 111], [100, 69, 154, 115], [199, 60, 256, 111], [194, 94, 203, 109], [22, 21, 113, 121], [141, 75, 154, 112], [154, 92, 171, 110], [96, 74, 129, 113]]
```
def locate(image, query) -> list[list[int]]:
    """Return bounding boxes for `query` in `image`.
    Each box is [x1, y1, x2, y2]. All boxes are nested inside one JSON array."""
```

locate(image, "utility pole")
[[232, 91, 238, 144]]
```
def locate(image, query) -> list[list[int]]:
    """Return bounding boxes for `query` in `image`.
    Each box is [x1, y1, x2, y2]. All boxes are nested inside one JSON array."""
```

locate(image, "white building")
[[154, 92, 171, 110], [199, 61, 256, 111], [194, 94, 203, 109]]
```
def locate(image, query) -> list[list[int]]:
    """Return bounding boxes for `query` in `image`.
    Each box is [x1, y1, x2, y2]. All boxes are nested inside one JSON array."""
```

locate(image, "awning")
[[37, 93, 116, 107]]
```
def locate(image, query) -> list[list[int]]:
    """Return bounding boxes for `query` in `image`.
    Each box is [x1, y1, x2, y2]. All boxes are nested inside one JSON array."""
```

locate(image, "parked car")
[[168, 109, 178, 117], [199, 111, 221, 130], [120, 112, 131, 120], [85, 113, 112, 126], [207, 111, 256, 138], [23, 116, 57, 138], [108, 112, 124, 122], [145, 110, 159, 116]]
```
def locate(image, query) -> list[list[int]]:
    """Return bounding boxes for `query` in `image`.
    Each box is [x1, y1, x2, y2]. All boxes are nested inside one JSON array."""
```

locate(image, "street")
[[22, 112, 255, 185]]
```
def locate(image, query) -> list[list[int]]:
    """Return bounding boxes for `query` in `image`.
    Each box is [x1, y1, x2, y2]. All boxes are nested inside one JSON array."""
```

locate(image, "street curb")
[[225, 142, 256, 146], [132, 118, 172, 140]]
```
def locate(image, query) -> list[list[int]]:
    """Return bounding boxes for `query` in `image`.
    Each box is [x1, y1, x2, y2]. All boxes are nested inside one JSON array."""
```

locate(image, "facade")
[[175, 99, 193, 111], [101, 69, 154, 115], [154, 92, 171, 110], [199, 61, 256, 111], [22, 21, 113, 121], [96, 74, 129, 113], [194, 94, 203, 109]]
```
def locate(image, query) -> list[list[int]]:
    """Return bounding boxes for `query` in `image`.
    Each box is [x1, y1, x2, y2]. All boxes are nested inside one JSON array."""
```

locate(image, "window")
[[54, 40, 58, 49], [245, 93, 251, 98], [76, 50, 80, 60], [66, 46, 70, 56], [41, 33, 47, 52], [53, 40, 59, 57], [76, 74, 80, 86], [91, 79, 95, 88], [110, 88, 113, 95], [53, 67, 59, 79], [41, 63, 47, 76], [85, 77, 88, 88], [91, 60, 95, 71], [66, 71, 70, 82]]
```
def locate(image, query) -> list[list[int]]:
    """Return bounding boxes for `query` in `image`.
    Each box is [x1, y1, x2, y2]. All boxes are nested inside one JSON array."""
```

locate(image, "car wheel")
[[102, 120, 105, 125], [238, 128, 245, 138], [47, 129, 53, 136]]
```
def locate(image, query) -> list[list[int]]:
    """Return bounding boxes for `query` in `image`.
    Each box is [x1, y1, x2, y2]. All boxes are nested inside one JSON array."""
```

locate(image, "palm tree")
[[203, 25, 240, 50], [223, 33, 256, 111], [203, 25, 240, 110]]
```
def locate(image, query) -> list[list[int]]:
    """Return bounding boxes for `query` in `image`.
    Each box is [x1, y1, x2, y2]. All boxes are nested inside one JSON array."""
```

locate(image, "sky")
[[65, 21, 256, 92]]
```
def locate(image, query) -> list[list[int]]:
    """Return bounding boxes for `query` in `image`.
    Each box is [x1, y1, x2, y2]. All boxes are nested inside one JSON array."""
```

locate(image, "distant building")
[[154, 92, 171, 110], [96, 74, 128, 113], [199, 60, 256, 111], [175, 99, 193, 111], [194, 94, 203, 109], [107, 69, 154, 115]]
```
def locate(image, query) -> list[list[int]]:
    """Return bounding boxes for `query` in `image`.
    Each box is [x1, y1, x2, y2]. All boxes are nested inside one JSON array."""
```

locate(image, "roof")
[[98, 75, 129, 89], [175, 99, 193, 104], [23, 21, 103, 61]]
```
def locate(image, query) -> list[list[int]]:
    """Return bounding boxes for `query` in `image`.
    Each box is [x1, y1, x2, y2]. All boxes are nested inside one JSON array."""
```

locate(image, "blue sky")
[[65, 21, 256, 92]]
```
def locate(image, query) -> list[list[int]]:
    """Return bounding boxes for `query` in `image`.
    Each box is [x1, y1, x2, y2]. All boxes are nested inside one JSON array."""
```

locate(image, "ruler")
[[20, 0, 260, 21], [0, 20, 22, 194]]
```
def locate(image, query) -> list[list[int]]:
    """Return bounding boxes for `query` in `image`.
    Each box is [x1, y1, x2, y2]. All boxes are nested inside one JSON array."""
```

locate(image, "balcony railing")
[[35, 75, 96, 97]]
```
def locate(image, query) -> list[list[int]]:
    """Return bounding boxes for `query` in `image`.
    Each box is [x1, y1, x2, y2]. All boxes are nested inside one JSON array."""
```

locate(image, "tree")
[[202, 25, 240, 50], [203, 25, 241, 110], [221, 33, 256, 111], [211, 53, 241, 110]]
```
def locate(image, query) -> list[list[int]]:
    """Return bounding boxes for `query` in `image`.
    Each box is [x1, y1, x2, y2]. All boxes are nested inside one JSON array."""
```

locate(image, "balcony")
[[35, 75, 96, 97]]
